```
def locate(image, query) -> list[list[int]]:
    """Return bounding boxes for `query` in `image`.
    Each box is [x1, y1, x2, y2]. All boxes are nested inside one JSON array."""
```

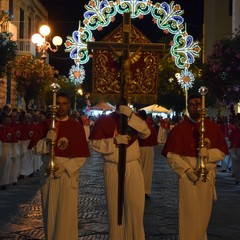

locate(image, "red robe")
[[138, 121, 158, 147], [29, 118, 90, 158]]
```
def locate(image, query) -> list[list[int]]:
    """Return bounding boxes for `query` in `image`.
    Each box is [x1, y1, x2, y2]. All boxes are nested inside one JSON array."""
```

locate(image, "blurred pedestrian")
[[0, 114, 17, 190], [9, 110, 22, 185], [157, 117, 169, 144], [18, 113, 35, 178], [228, 117, 240, 184]]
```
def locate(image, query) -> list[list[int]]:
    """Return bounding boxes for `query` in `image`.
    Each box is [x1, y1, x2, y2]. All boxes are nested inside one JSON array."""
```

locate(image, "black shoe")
[[228, 168, 232, 172], [221, 170, 227, 173], [145, 194, 151, 200], [235, 181, 239, 185], [12, 182, 17, 186]]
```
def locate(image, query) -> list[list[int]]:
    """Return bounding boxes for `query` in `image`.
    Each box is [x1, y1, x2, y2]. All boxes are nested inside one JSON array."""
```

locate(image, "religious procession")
[[1, 0, 240, 239], [1, 88, 240, 240]]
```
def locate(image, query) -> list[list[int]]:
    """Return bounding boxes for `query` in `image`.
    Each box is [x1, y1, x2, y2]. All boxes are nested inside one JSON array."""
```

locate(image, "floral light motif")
[[64, 22, 93, 65], [65, 0, 201, 84], [69, 64, 86, 85], [151, 1, 184, 34], [83, 0, 117, 30], [175, 68, 195, 90], [116, 0, 152, 18], [170, 31, 201, 69]]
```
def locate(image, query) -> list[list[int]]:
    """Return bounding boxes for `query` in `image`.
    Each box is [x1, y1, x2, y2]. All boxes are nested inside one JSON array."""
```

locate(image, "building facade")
[[203, 0, 240, 60], [0, 0, 48, 108]]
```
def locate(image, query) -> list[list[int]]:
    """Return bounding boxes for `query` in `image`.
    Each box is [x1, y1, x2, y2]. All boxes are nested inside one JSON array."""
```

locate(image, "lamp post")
[[31, 25, 62, 62], [74, 87, 83, 111]]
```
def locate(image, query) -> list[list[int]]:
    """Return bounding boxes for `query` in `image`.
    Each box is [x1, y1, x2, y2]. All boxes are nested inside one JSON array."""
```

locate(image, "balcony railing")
[[17, 39, 36, 56]]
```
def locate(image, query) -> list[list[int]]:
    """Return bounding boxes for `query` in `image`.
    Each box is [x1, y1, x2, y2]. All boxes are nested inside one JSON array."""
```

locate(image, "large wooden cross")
[[88, 12, 164, 225]]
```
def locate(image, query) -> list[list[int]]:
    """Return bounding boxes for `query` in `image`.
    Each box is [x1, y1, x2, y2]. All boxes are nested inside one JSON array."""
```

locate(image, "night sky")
[[39, 0, 204, 83]]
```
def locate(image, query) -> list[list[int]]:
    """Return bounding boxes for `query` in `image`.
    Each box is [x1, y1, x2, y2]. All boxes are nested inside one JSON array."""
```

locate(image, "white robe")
[[139, 146, 154, 194], [167, 148, 225, 240], [37, 138, 87, 240], [0, 142, 14, 186], [9, 142, 21, 184], [90, 113, 150, 240], [19, 140, 34, 176]]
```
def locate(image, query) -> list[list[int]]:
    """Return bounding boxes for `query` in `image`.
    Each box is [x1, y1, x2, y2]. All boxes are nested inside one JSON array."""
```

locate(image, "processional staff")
[[195, 86, 210, 182], [46, 82, 60, 176]]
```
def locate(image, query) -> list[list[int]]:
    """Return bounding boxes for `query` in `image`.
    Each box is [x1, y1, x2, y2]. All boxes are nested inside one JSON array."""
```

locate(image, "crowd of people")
[[0, 92, 239, 240]]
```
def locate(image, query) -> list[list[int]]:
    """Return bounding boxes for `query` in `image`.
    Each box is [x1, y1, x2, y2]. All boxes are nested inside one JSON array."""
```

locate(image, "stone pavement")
[[0, 145, 240, 240]]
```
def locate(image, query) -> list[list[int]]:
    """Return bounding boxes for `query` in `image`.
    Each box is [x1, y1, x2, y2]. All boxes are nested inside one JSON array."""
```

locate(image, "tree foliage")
[[10, 55, 58, 108], [0, 32, 17, 78], [202, 31, 240, 104], [157, 53, 185, 113]]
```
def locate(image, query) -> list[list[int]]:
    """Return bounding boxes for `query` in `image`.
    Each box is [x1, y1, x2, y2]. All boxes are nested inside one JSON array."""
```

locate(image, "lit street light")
[[74, 87, 83, 111], [31, 25, 62, 61]]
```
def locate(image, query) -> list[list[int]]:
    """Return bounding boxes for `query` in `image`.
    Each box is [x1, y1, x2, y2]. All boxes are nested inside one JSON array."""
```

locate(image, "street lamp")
[[31, 25, 62, 61], [74, 87, 83, 111]]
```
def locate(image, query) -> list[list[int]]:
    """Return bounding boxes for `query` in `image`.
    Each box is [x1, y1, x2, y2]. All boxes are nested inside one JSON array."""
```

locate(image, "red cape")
[[162, 118, 229, 157], [28, 118, 90, 158]]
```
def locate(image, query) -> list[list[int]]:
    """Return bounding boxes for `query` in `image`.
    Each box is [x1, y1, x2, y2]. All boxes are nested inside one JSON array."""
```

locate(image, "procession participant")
[[228, 117, 240, 184], [28, 91, 90, 240], [31, 111, 46, 172], [157, 117, 169, 144], [9, 110, 22, 185], [89, 105, 150, 240], [18, 113, 35, 178], [138, 110, 158, 199], [162, 93, 228, 240], [0, 114, 17, 190], [81, 114, 90, 142]]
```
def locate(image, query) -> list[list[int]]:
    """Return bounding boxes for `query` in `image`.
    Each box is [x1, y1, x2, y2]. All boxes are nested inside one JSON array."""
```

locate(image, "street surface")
[[0, 145, 240, 240]]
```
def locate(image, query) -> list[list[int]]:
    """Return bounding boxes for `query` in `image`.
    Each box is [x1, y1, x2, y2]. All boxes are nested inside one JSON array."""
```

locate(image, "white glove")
[[114, 134, 129, 144], [47, 130, 57, 141], [185, 168, 198, 182], [54, 164, 65, 178], [118, 105, 133, 117], [199, 147, 209, 158]]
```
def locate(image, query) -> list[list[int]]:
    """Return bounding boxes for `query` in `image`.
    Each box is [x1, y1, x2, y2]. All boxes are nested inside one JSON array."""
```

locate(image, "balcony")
[[17, 39, 36, 56]]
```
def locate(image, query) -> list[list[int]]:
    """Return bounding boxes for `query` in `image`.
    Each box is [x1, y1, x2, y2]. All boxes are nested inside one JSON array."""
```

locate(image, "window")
[[9, 0, 13, 15], [20, 8, 24, 39]]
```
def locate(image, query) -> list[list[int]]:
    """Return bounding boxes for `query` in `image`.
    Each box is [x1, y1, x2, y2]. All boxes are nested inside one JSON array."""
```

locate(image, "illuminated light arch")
[[64, 0, 201, 82]]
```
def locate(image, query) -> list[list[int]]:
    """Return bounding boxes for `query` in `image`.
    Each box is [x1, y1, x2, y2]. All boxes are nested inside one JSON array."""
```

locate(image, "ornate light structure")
[[65, 0, 201, 76], [32, 25, 62, 61]]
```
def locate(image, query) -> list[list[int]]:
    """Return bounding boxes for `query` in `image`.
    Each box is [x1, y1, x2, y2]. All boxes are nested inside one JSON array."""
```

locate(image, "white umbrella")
[[140, 104, 170, 113]]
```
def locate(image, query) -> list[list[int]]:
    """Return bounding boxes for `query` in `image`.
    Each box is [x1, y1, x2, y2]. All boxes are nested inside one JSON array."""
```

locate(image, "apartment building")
[[0, 0, 48, 107], [203, 0, 240, 60]]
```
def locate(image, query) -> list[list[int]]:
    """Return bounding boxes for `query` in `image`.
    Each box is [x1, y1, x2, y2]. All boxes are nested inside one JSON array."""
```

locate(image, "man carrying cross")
[[88, 12, 162, 239], [89, 104, 150, 239]]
